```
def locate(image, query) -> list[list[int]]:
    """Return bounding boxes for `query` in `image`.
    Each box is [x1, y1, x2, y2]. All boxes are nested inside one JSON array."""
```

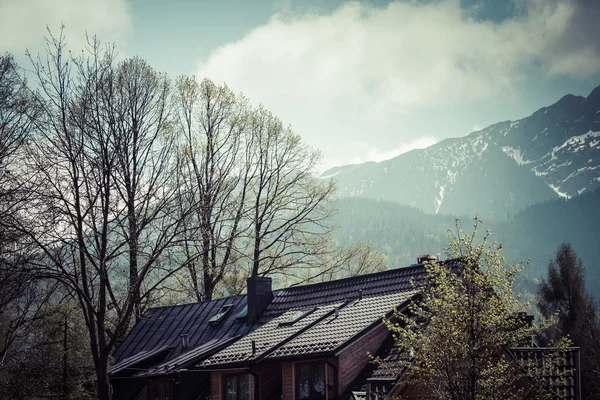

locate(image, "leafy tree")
[[379, 217, 570, 400], [537, 243, 600, 399]]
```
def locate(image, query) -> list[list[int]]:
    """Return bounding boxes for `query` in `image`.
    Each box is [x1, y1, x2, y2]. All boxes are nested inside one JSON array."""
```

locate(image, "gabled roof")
[[262, 264, 427, 321], [265, 291, 413, 360], [111, 263, 431, 376], [198, 266, 424, 369]]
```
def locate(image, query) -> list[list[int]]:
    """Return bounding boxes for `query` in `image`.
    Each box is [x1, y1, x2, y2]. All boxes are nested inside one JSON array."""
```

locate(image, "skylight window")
[[236, 305, 248, 319], [209, 304, 234, 324], [279, 308, 315, 327]]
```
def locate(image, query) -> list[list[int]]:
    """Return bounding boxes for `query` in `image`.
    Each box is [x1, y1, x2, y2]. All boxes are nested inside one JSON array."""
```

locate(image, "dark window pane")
[[240, 375, 250, 400], [313, 364, 325, 398], [226, 375, 238, 400], [298, 365, 310, 399]]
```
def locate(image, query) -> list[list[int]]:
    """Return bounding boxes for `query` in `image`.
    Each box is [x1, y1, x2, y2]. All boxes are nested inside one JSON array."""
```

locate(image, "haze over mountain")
[[322, 85, 600, 217], [334, 189, 600, 298]]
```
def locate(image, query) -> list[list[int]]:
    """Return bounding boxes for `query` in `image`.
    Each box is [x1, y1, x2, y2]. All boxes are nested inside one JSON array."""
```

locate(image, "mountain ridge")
[[322, 84, 600, 217]]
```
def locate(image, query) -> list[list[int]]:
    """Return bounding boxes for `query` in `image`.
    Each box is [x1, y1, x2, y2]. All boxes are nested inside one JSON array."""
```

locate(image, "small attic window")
[[209, 304, 233, 324], [279, 308, 315, 327], [236, 305, 248, 319]]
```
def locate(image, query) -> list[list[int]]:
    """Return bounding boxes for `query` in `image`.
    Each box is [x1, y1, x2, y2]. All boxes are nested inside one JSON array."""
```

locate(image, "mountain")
[[334, 190, 600, 299], [322, 85, 600, 217]]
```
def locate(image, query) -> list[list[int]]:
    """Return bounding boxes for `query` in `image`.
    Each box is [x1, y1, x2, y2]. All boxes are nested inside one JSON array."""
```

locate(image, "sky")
[[1, 0, 599, 171]]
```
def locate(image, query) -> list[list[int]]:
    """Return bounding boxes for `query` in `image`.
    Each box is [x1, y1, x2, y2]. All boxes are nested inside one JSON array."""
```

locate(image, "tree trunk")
[[96, 354, 111, 400]]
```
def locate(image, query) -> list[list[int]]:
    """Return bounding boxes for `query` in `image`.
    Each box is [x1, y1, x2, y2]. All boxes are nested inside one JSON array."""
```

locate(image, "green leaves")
[[379, 217, 570, 400]]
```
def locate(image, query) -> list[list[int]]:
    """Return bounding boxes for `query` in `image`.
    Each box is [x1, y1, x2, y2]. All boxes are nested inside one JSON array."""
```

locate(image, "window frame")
[[279, 307, 316, 327], [295, 361, 327, 400], [209, 304, 234, 325], [222, 372, 251, 400], [147, 377, 173, 400]]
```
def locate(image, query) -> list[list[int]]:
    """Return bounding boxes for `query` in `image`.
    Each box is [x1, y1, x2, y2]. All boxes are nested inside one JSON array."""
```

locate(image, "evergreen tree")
[[537, 243, 600, 399]]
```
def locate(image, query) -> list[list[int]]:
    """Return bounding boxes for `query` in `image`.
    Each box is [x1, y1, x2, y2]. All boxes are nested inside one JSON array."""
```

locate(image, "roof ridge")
[[145, 294, 247, 312], [280, 264, 424, 293]]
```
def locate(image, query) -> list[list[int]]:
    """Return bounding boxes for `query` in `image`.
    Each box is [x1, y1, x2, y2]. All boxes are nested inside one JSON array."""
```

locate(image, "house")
[[110, 258, 581, 400]]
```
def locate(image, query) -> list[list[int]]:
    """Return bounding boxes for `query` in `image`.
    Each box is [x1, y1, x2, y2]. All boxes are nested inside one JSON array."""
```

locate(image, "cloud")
[[350, 137, 438, 164], [198, 0, 599, 167], [0, 0, 131, 57]]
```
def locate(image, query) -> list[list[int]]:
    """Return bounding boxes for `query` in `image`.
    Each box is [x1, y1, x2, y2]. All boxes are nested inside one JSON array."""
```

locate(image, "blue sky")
[[1, 0, 599, 169]]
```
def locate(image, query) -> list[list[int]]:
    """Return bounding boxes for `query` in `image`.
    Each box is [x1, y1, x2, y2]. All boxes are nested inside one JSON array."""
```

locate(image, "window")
[[209, 304, 234, 324], [279, 307, 316, 327], [236, 304, 248, 319], [147, 378, 172, 400], [296, 363, 326, 400], [223, 373, 250, 400]]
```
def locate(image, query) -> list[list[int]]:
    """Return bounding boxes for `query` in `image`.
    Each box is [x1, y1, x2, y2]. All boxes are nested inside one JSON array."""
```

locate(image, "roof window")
[[279, 307, 315, 327], [236, 305, 248, 319], [209, 304, 234, 325]]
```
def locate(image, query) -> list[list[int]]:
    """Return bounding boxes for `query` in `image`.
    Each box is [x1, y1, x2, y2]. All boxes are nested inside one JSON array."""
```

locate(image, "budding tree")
[[379, 217, 571, 400]]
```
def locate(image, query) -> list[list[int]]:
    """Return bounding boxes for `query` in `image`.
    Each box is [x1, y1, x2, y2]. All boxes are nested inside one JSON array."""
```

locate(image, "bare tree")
[[0, 52, 41, 372], [245, 106, 336, 278], [17, 31, 185, 399], [110, 57, 180, 320], [174, 77, 251, 300], [174, 80, 339, 295]]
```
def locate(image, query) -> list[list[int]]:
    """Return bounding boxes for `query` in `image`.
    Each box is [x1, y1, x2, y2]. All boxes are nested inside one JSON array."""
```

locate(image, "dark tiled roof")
[[198, 267, 425, 368], [266, 291, 413, 360], [262, 265, 426, 321], [369, 337, 408, 381], [113, 264, 431, 375], [510, 347, 580, 400], [111, 294, 254, 376], [200, 303, 343, 368]]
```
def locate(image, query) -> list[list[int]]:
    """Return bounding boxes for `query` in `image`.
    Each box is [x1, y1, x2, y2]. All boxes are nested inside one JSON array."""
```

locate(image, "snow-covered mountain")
[[321, 85, 600, 217]]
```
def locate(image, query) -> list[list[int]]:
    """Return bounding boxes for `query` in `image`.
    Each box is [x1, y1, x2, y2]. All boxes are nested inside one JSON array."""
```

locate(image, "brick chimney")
[[246, 276, 273, 323], [417, 254, 437, 264]]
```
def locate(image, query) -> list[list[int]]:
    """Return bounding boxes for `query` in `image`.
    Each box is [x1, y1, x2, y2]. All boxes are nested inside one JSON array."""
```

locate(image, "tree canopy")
[[379, 217, 572, 400], [537, 243, 600, 399]]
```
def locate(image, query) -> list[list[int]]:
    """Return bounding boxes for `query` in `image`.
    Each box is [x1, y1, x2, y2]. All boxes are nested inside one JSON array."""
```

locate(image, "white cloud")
[[197, 0, 599, 167], [0, 0, 131, 57], [358, 137, 438, 164]]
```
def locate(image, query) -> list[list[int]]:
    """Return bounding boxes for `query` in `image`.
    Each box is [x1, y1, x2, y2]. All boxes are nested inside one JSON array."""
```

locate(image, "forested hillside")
[[335, 189, 600, 297]]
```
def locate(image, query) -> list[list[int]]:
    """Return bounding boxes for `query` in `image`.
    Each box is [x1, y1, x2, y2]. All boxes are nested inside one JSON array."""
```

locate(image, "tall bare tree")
[[111, 57, 180, 320], [174, 77, 251, 300], [17, 31, 185, 399], [174, 78, 338, 296], [0, 53, 41, 372], [245, 106, 336, 278]]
